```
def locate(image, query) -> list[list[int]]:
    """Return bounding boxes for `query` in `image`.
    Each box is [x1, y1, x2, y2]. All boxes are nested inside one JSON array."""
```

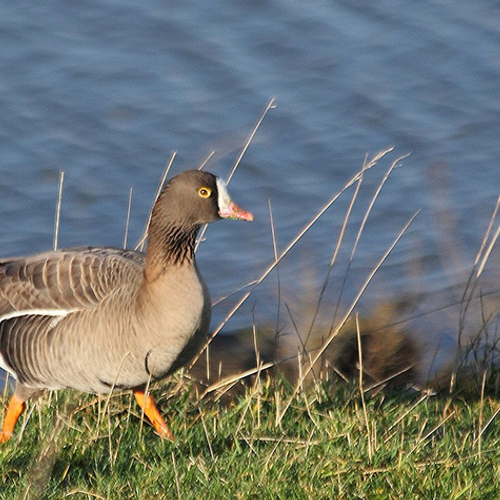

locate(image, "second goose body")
[[0, 170, 253, 442]]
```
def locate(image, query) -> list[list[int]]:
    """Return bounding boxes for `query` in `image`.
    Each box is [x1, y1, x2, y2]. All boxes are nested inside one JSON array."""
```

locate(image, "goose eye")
[[198, 187, 212, 198]]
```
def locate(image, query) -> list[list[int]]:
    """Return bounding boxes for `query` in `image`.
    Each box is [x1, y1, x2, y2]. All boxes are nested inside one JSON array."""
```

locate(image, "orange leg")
[[0, 394, 25, 443], [134, 389, 174, 441]]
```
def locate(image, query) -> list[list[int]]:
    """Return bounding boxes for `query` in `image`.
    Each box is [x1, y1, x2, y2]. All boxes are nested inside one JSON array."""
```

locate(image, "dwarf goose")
[[0, 170, 253, 442]]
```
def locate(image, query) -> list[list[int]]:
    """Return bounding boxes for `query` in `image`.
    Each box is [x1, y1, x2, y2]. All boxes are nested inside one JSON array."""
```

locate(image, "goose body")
[[0, 170, 253, 442]]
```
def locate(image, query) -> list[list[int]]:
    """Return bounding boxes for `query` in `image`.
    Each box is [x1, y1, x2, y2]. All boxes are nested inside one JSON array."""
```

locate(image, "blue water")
[[0, 1, 499, 351]]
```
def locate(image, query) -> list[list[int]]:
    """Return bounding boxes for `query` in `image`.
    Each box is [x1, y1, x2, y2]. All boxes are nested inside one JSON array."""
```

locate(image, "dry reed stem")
[[252, 310, 260, 366], [385, 392, 430, 436], [195, 98, 276, 252], [171, 451, 182, 500], [65, 490, 106, 499], [268, 198, 282, 342], [363, 366, 415, 394], [233, 365, 268, 439], [352, 153, 410, 260], [284, 302, 309, 363], [198, 406, 215, 461], [258, 437, 283, 484], [305, 167, 364, 345], [123, 186, 133, 249], [451, 188, 500, 370], [476, 190, 500, 272], [333, 153, 410, 326], [211, 280, 259, 307], [477, 370, 487, 457], [135, 151, 176, 252], [18, 398, 37, 443], [409, 411, 455, 455], [190, 152, 218, 252], [138, 372, 155, 439], [53, 171, 65, 252], [226, 97, 276, 185], [473, 399, 500, 448], [198, 150, 215, 171], [477, 217, 500, 279], [240, 434, 322, 446], [97, 351, 130, 436], [334, 168, 364, 268], [200, 362, 273, 399], [356, 314, 373, 461], [189, 147, 395, 369]]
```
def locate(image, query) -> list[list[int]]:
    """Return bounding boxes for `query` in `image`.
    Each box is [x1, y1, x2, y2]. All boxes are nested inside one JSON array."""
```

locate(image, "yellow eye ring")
[[198, 187, 212, 198]]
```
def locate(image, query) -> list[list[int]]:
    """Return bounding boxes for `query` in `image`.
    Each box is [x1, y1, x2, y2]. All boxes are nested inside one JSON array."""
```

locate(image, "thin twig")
[[135, 152, 176, 252], [123, 187, 133, 249], [351, 153, 410, 260], [200, 362, 273, 398], [409, 411, 455, 455], [211, 280, 259, 307], [385, 392, 430, 435], [332, 153, 409, 323], [305, 151, 408, 352], [477, 370, 487, 457], [305, 168, 364, 344], [226, 97, 276, 185], [473, 399, 500, 448], [357, 314, 373, 460], [53, 171, 65, 251], [457, 187, 500, 349], [198, 407, 215, 461], [171, 452, 182, 500], [195, 99, 276, 253], [198, 150, 215, 171], [268, 199, 282, 340], [477, 220, 500, 278], [475, 191, 500, 269]]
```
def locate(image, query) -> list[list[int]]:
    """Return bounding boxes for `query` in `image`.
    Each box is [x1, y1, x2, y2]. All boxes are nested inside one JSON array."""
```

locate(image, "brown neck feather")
[[144, 222, 199, 281]]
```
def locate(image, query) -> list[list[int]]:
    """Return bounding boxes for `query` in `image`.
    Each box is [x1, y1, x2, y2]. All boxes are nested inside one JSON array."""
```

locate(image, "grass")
[[1, 375, 500, 499]]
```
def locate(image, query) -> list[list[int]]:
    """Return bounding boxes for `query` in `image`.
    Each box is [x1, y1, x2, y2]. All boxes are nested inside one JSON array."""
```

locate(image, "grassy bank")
[[1, 374, 500, 500]]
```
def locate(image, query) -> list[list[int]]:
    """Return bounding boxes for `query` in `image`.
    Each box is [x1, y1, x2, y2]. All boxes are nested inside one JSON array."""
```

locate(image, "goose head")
[[152, 170, 253, 227], [145, 170, 253, 270]]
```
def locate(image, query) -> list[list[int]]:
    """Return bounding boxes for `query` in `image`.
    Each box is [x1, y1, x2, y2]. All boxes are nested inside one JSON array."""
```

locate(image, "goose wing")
[[0, 246, 144, 315], [0, 247, 145, 384]]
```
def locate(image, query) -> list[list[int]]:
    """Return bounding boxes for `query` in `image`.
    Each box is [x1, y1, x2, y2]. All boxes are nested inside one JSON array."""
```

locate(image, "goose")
[[0, 170, 253, 442]]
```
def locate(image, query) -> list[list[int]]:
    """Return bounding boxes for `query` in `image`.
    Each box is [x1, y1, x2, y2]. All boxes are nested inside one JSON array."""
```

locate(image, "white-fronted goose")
[[0, 170, 253, 442]]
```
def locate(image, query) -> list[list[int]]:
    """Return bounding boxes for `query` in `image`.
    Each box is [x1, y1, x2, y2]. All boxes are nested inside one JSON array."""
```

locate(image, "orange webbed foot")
[[0, 394, 25, 444], [134, 389, 174, 441]]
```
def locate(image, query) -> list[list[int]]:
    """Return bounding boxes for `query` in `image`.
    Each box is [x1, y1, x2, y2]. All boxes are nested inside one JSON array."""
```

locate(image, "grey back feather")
[[0, 247, 144, 315]]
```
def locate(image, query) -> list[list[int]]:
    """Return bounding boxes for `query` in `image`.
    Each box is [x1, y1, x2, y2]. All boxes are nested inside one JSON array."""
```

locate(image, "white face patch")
[[216, 177, 232, 214]]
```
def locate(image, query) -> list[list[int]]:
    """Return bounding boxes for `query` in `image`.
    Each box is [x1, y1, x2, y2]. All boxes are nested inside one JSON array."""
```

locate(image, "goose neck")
[[144, 222, 199, 280]]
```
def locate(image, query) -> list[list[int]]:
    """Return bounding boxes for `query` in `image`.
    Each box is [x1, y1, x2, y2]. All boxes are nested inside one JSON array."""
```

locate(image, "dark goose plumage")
[[0, 170, 253, 442]]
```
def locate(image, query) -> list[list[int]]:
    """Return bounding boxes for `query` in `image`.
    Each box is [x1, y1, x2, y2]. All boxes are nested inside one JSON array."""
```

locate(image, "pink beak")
[[219, 201, 254, 222], [216, 177, 254, 222]]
